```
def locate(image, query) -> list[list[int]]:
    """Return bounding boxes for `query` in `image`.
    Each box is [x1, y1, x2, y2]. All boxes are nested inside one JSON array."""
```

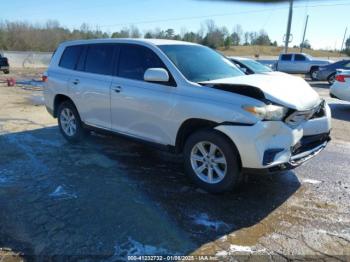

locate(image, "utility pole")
[[300, 15, 309, 53], [284, 0, 293, 53], [340, 27, 348, 55]]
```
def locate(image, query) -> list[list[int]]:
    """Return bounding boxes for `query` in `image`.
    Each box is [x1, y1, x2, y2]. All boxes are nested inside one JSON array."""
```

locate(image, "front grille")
[[292, 132, 330, 155], [285, 100, 325, 126]]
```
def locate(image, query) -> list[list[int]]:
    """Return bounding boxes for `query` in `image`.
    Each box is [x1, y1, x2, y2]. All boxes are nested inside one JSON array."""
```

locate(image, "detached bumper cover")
[[290, 132, 330, 165], [243, 133, 330, 174]]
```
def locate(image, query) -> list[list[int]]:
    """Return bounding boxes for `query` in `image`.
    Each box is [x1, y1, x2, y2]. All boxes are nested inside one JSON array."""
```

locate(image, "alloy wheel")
[[60, 108, 77, 137], [190, 141, 227, 184]]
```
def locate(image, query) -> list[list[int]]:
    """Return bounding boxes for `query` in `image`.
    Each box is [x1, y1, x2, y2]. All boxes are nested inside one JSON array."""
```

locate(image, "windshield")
[[240, 59, 272, 73], [303, 53, 313, 60], [158, 44, 244, 82]]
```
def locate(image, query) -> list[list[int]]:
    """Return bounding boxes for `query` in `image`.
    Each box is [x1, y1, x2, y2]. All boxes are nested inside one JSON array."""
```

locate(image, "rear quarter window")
[[59, 45, 82, 70]]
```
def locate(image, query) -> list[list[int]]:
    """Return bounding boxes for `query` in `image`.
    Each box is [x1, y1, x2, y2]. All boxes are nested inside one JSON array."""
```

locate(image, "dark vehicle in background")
[[316, 60, 350, 85], [0, 53, 9, 74]]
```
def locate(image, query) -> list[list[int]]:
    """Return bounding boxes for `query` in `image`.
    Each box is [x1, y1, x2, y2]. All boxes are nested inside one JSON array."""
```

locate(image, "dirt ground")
[[0, 69, 349, 261]]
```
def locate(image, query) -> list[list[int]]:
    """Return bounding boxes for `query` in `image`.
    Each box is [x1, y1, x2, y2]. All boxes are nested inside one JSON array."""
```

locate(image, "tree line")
[[0, 19, 287, 52]]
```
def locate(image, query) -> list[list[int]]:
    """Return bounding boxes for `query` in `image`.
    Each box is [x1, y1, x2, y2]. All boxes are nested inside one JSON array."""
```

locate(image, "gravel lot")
[[0, 69, 349, 261]]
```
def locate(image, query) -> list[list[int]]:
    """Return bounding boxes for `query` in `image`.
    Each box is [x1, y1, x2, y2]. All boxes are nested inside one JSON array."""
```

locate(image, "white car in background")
[[44, 39, 331, 193], [330, 70, 350, 102], [228, 57, 288, 77]]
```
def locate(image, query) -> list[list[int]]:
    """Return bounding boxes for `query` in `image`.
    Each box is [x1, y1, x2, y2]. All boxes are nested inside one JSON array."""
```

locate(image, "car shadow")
[[329, 103, 350, 121], [0, 126, 300, 260]]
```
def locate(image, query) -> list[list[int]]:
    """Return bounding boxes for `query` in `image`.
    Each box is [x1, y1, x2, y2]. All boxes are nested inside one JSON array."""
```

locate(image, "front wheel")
[[57, 100, 86, 143], [183, 129, 242, 193], [310, 68, 318, 81]]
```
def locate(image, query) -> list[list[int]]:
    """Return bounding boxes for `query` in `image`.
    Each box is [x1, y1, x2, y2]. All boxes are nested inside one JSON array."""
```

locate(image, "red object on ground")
[[7, 78, 16, 86]]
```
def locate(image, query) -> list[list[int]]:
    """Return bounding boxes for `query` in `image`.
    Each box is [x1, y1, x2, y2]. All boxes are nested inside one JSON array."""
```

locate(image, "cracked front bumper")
[[215, 103, 331, 173]]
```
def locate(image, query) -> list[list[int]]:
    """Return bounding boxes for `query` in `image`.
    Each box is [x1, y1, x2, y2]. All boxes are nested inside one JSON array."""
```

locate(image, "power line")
[[97, 2, 350, 29]]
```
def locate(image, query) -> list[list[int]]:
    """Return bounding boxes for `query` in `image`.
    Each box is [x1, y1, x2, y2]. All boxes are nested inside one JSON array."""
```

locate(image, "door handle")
[[72, 79, 80, 85], [112, 85, 122, 93]]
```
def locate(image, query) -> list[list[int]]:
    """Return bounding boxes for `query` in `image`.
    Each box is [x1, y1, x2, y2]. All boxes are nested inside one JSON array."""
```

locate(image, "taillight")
[[335, 75, 346, 82], [42, 75, 48, 82]]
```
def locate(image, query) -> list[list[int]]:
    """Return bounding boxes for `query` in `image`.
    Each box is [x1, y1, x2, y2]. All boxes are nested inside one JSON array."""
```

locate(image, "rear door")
[[277, 54, 293, 72], [110, 44, 176, 145], [293, 54, 309, 73], [68, 43, 117, 129]]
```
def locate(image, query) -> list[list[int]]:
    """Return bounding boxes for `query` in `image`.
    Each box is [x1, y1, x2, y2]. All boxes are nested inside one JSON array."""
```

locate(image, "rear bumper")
[[46, 106, 54, 117], [330, 83, 350, 102]]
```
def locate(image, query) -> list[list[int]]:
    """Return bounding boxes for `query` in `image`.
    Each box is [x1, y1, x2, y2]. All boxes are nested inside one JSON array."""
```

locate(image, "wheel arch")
[[310, 65, 319, 72], [53, 94, 75, 118], [175, 118, 242, 168], [175, 118, 217, 153]]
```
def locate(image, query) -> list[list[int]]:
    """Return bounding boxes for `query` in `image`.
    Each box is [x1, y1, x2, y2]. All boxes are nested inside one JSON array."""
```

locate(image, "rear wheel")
[[3, 70, 9, 74], [57, 100, 86, 143], [184, 129, 242, 193], [327, 73, 336, 85]]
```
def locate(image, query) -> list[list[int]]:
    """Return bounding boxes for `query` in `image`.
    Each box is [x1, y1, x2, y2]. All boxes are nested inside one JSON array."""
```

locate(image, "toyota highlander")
[[44, 39, 331, 193]]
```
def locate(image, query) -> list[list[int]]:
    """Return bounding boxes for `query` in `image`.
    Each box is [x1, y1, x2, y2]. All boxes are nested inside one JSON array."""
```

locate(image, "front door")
[[110, 44, 176, 145]]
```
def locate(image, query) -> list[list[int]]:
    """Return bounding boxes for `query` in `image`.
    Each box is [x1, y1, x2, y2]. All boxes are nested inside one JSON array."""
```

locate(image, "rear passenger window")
[[294, 54, 306, 61], [85, 44, 115, 75], [281, 54, 292, 61], [59, 45, 82, 70], [118, 45, 164, 81]]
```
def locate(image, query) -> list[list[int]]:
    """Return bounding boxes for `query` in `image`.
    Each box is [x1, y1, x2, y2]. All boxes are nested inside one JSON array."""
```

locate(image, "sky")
[[1, 0, 350, 50]]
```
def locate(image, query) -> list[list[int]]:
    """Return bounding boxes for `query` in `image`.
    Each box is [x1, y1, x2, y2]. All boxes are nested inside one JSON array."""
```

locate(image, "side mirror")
[[144, 68, 169, 83]]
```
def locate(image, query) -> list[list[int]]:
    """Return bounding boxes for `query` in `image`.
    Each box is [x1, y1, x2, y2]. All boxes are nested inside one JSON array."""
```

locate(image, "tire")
[[57, 100, 86, 143], [310, 68, 318, 81], [3, 70, 9, 74], [183, 129, 242, 193], [327, 73, 336, 85]]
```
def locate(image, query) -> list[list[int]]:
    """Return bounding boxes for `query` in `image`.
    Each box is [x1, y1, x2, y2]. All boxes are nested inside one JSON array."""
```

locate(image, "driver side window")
[[118, 44, 164, 81]]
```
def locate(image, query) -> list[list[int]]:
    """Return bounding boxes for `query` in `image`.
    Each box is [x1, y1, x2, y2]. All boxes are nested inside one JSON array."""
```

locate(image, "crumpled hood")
[[202, 74, 321, 111]]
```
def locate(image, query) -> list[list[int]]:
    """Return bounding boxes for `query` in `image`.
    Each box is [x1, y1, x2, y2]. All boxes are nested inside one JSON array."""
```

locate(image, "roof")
[[60, 38, 199, 47]]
